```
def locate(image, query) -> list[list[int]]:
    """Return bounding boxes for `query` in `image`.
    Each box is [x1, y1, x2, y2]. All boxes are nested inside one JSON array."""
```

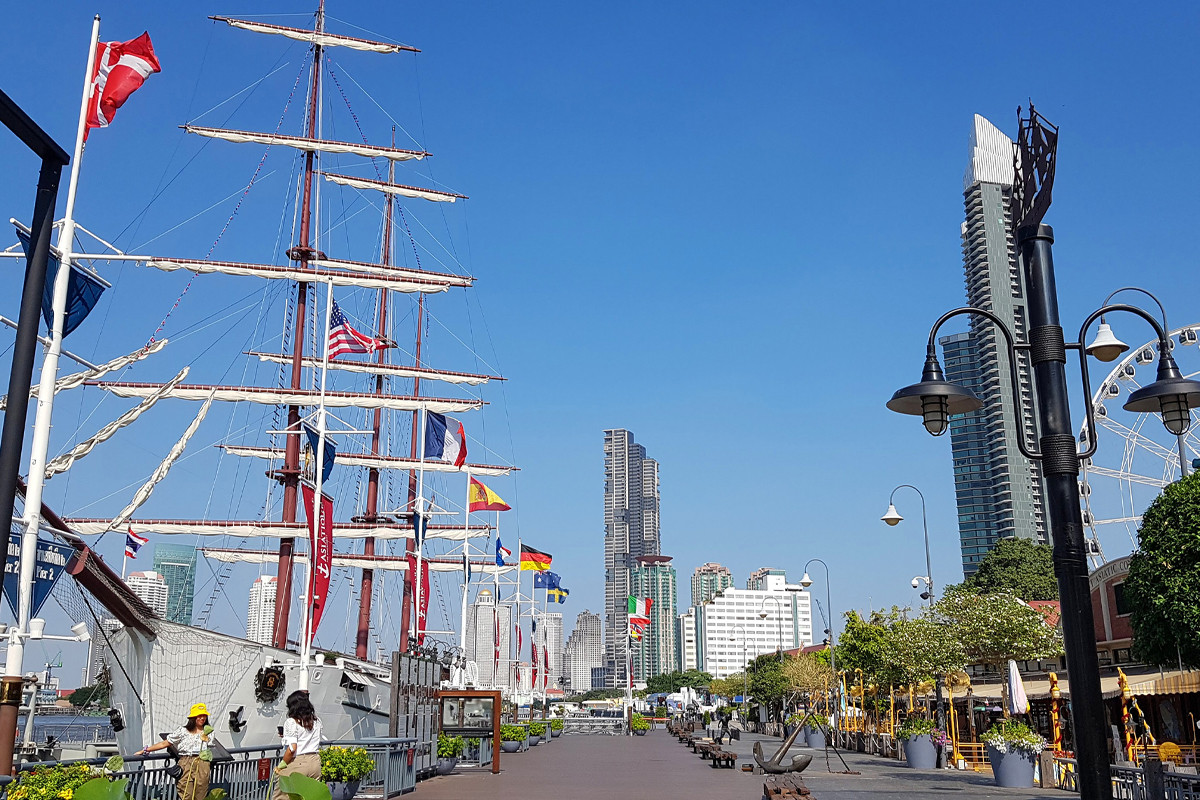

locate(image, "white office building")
[[535, 611, 564, 690], [126, 571, 169, 617], [677, 608, 698, 671], [565, 610, 603, 693], [246, 576, 277, 644], [695, 573, 812, 678], [464, 589, 512, 690], [84, 618, 123, 686]]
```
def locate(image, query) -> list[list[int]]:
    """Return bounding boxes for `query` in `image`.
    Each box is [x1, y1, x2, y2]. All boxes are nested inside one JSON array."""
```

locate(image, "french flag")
[[423, 412, 466, 467]]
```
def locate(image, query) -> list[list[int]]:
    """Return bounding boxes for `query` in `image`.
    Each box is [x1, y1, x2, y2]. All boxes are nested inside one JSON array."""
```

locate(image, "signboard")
[[3, 535, 71, 617]]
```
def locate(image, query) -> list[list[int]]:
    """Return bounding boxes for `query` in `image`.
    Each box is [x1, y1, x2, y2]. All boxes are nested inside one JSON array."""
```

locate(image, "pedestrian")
[[140, 702, 211, 800], [274, 690, 324, 800]]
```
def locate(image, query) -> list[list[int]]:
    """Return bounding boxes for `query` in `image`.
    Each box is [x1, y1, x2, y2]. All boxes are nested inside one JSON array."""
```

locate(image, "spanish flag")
[[519, 544, 552, 571], [468, 477, 511, 512]]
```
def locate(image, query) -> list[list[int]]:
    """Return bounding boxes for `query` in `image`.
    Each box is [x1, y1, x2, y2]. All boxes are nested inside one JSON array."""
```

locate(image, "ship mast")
[[355, 132, 395, 659], [273, 0, 325, 650], [399, 292, 425, 652]]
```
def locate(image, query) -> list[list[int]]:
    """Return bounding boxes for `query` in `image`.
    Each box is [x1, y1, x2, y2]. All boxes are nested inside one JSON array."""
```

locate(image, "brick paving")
[[415, 729, 1067, 799]]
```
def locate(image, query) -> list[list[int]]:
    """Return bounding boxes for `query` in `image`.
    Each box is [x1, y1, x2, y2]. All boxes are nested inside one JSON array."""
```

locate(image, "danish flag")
[[85, 33, 161, 138]]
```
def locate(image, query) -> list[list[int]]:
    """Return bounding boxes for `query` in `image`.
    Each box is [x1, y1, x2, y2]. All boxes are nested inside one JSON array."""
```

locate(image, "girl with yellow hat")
[[140, 702, 212, 800]]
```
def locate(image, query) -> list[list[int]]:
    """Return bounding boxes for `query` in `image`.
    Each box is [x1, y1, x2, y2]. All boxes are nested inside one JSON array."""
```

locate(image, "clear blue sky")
[[2, 2, 1199, 684]]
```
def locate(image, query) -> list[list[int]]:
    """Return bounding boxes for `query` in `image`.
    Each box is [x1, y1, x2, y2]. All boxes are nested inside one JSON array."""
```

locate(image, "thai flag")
[[125, 527, 148, 559], [423, 412, 466, 467], [496, 538, 511, 566]]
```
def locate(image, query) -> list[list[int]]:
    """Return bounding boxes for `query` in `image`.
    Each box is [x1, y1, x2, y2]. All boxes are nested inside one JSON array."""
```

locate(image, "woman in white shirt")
[[141, 702, 211, 800], [274, 690, 323, 799]]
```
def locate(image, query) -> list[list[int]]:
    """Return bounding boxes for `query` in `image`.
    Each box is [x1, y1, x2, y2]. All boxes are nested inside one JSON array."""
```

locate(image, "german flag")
[[519, 544, 552, 571]]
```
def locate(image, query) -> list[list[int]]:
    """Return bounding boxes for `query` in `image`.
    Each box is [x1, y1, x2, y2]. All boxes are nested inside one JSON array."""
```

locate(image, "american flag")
[[328, 300, 387, 359]]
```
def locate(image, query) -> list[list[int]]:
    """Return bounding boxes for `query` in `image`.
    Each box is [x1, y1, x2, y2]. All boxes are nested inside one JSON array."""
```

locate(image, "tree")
[[67, 683, 109, 708], [834, 609, 904, 686], [1124, 472, 1200, 669], [708, 675, 742, 701], [645, 669, 713, 694], [747, 654, 789, 721], [880, 615, 966, 690], [959, 537, 1059, 600], [782, 652, 835, 712]]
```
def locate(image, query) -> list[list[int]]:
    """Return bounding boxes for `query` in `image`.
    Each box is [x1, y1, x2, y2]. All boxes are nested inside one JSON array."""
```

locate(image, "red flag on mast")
[[404, 554, 431, 645], [85, 32, 161, 138], [300, 484, 333, 645]]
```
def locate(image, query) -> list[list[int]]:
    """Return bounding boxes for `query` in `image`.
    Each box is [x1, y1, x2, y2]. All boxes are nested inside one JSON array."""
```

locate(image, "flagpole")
[[9, 17, 101, 703], [515, 535, 522, 699], [542, 583, 549, 718], [414, 408, 428, 649], [459, 470, 471, 657]]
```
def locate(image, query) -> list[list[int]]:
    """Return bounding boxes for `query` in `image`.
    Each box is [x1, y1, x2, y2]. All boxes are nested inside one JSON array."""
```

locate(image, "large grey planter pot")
[[633, 729, 647, 736], [806, 729, 825, 749], [527, 735, 540, 746], [435, 757, 458, 776], [987, 745, 1036, 788], [550, 728, 562, 738], [327, 782, 360, 800], [903, 734, 937, 769], [500, 740, 521, 753]]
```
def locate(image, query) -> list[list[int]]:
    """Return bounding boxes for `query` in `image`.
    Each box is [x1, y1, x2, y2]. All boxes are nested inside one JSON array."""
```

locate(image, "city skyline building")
[[677, 608, 698, 672], [535, 611, 564, 690], [126, 571, 168, 617], [246, 575, 277, 645], [940, 113, 1047, 576], [690, 562, 733, 608], [84, 618, 122, 687], [746, 567, 786, 590], [565, 610, 603, 692], [630, 555, 678, 681], [694, 573, 813, 678], [153, 543, 197, 624], [602, 428, 660, 688], [464, 589, 512, 690]]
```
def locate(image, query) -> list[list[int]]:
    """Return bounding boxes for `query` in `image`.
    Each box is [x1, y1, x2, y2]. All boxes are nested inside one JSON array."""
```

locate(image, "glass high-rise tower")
[[153, 543, 197, 624], [940, 114, 1047, 576], [630, 555, 677, 681]]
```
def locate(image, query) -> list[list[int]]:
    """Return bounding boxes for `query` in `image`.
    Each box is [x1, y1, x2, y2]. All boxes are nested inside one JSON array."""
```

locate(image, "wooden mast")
[[398, 295, 425, 652], [273, 0, 325, 650], [355, 131, 396, 659]]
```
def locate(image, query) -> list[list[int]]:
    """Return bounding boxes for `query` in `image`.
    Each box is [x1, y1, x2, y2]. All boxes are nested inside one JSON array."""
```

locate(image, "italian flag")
[[628, 596, 652, 633]]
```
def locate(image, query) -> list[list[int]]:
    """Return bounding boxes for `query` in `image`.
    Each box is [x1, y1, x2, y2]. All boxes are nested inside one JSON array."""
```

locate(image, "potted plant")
[[784, 713, 803, 739], [7, 761, 111, 800], [499, 724, 525, 753], [981, 720, 1045, 788], [802, 713, 825, 749], [895, 718, 945, 770], [631, 713, 650, 736], [549, 718, 564, 738], [320, 745, 375, 800], [436, 734, 463, 776], [528, 721, 546, 745], [702, 710, 712, 727]]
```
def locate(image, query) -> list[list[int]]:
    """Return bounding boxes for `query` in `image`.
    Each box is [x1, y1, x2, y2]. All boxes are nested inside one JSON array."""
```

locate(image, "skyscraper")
[[940, 114, 1047, 576], [630, 555, 677, 681], [84, 618, 122, 686], [746, 567, 786, 590], [690, 563, 732, 608], [565, 610, 603, 693], [153, 543, 197, 624], [126, 571, 168, 617], [464, 589, 512, 690], [602, 429, 660, 688], [676, 608, 698, 671], [534, 611, 564, 689], [246, 576, 277, 644]]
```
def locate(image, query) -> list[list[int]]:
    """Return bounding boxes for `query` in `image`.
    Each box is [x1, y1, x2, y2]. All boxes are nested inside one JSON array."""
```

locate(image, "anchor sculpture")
[[752, 723, 814, 774]]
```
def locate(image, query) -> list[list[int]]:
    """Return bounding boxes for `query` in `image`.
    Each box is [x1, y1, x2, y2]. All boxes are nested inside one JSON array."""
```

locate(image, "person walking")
[[274, 690, 324, 800], [141, 702, 212, 800]]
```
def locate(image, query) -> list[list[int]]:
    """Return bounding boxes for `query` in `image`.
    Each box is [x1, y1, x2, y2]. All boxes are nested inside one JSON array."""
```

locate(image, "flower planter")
[[500, 741, 521, 753], [435, 757, 458, 776], [903, 734, 937, 769], [806, 728, 825, 750], [327, 781, 361, 800], [550, 728, 562, 738], [633, 729, 647, 736], [986, 746, 1036, 788], [527, 735, 540, 746]]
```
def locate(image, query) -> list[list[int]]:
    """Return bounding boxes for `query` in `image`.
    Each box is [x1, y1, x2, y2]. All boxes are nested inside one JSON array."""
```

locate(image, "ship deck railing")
[[0, 738, 419, 800]]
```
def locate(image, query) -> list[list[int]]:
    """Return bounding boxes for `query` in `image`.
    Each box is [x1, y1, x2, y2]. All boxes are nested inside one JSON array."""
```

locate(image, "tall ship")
[[2, 3, 526, 762]]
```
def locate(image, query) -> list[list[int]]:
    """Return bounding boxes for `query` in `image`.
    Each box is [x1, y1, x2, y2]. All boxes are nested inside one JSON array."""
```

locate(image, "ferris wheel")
[[1079, 324, 1200, 568]]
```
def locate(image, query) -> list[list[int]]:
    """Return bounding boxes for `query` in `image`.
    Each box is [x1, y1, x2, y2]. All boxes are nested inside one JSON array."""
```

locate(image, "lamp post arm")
[[926, 307, 1041, 460], [889, 485, 935, 602], [1074, 303, 1173, 460], [1102, 288, 1168, 333]]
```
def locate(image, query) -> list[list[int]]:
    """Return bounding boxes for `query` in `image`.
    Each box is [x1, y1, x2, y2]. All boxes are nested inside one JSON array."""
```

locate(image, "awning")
[[1111, 670, 1200, 699], [961, 673, 1125, 701], [341, 668, 375, 689]]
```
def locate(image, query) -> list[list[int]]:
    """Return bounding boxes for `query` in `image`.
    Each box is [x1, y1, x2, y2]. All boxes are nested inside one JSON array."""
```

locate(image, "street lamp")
[[728, 625, 748, 717], [886, 106, 1200, 800], [759, 596, 783, 660], [800, 559, 836, 729], [881, 484, 934, 608]]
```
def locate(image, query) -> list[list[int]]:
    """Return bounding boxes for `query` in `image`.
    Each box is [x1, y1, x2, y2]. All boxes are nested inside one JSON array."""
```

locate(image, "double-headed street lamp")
[[759, 596, 783, 660], [887, 106, 1200, 800], [799, 559, 836, 727], [881, 484, 934, 607]]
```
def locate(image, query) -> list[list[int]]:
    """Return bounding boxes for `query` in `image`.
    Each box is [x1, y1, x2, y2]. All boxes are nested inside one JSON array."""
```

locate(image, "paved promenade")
[[416, 729, 1067, 799]]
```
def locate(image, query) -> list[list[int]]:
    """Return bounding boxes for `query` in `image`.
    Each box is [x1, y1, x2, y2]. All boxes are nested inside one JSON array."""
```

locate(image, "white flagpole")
[[515, 536, 522, 698], [459, 470, 471, 657], [298, 280, 334, 691], [413, 408, 428, 649], [10, 17, 101, 687]]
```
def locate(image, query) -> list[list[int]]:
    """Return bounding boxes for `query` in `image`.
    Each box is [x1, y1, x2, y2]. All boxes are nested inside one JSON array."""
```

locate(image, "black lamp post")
[[887, 106, 1200, 800]]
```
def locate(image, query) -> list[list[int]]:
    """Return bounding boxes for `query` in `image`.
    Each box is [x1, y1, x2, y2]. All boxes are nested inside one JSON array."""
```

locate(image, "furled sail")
[[103, 391, 215, 534], [217, 445, 517, 477], [66, 519, 491, 541], [321, 172, 466, 203], [305, 257, 472, 287], [209, 17, 420, 54], [247, 352, 499, 386], [0, 338, 167, 410], [183, 126, 429, 162], [201, 547, 516, 574], [44, 367, 189, 479], [86, 382, 483, 414], [141, 257, 454, 293]]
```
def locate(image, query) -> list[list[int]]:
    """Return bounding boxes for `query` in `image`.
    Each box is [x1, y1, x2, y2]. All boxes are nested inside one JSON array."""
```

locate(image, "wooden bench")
[[710, 750, 736, 769], [696, 742, 719, 759], [763, 774, 811, 798]]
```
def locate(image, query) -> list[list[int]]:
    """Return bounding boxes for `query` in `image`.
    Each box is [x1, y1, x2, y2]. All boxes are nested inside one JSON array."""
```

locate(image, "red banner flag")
[[532, 642, 538, 691], [86, 33, 161, 138], [300, 483, 333, 645], [405, 554, 432, 645]]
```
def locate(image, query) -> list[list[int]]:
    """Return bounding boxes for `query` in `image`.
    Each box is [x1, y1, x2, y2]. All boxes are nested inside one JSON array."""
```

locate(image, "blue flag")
[[549, 586, 569, 604], [303, 424, 336, 483], [533, 571, 561, 590], [17, 229, 107, 338]]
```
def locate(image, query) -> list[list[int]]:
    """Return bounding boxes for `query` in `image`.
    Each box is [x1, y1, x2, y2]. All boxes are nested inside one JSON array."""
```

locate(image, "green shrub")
[[896, 717, 946, 747], [319, 746, 375, 782], [981, 720, 1046, 755], [631, 713, 650, 732], [703, 711, 712, 726], [654, 705, 667, 718], [549, 718, 564, 731], [500, 724, 527, 742], [528, 722, 546, 737], [8, 763, 102, 800], [437, 734, 463, 758]]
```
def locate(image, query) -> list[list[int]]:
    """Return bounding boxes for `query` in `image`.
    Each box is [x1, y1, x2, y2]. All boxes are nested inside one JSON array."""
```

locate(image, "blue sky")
[[2, 2, 1199, 683]]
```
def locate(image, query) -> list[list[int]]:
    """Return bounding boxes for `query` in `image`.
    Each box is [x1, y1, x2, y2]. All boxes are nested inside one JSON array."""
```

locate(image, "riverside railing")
[[1053, 756, 1200, 799]]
